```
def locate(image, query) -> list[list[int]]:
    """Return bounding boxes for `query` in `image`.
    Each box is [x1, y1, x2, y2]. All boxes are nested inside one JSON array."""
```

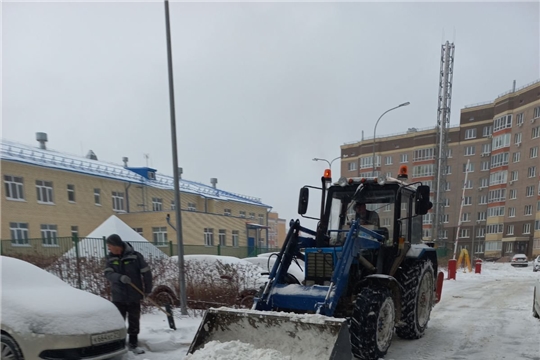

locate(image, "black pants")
[[113, 302, 141, 345]]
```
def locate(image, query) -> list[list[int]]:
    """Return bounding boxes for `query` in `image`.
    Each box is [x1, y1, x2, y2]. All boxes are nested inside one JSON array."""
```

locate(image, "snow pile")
[[185, 340, 291, 360], [1, 256, 125, 335]]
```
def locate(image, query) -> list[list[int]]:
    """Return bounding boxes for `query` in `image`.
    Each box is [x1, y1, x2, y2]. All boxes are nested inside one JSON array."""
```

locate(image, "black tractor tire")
[[1, 334, 24, 360], [395, 259, 435, 340], [350, 287, 395, 360]]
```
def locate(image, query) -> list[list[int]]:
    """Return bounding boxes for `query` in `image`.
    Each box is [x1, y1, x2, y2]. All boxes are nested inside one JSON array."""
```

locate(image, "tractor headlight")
[[338, 177, 348, 187]]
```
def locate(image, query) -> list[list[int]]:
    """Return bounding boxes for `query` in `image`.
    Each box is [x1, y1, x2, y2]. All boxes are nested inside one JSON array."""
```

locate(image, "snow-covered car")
[[533, 255, 540, 272], [533, 279, 540, 319], [243, 253, 305, 283], [510, 253, 528, 267], [1, 256, 127, 360]]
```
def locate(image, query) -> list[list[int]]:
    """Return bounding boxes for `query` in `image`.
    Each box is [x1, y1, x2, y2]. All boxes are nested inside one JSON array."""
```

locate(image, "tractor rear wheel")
[[395, 260, 435, 339], [350, 287, 395, 360]]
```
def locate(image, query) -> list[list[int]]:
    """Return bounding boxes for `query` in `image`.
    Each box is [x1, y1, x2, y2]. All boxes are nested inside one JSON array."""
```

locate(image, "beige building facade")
[[340, 80, 540, 259], [1, 139, 286, 257]]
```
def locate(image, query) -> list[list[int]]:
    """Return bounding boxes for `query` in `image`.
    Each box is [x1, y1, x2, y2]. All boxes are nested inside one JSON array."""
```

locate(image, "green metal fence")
[[0, 237, 281, 261]]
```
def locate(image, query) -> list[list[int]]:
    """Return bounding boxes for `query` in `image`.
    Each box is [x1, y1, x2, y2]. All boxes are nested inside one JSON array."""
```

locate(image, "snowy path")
[[116, 263, 540, 360]]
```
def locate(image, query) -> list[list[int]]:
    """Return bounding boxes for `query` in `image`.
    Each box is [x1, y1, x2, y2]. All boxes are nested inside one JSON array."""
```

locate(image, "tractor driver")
[[354, 202, 380, 228]]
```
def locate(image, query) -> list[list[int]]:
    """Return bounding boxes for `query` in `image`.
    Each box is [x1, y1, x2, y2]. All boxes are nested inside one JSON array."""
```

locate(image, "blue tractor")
[[188, 166, 444, 360]]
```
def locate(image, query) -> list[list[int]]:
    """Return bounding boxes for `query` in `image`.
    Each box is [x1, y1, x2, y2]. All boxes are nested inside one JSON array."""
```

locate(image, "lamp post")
[[372, 102, 410, 176], [313, 156, 341, 174]]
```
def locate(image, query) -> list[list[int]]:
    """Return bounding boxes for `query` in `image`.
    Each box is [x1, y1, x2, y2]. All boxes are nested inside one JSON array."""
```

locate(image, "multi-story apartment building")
[[1, 136, 286, 255], [340, 80, 540, 259]]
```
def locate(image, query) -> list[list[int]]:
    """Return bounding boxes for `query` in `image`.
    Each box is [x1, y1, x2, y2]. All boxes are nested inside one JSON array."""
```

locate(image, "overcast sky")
[[3, 1, 539, 225]]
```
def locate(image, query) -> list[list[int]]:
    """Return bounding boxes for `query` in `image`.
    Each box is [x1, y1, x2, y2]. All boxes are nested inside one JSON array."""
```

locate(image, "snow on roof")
[[62, 215, 168, 259], [0, 139, 270, 207], [1, 256, 126, 335]]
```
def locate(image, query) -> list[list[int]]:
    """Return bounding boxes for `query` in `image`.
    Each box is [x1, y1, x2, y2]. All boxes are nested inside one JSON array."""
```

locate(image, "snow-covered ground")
[[116, 262, 540, 360]]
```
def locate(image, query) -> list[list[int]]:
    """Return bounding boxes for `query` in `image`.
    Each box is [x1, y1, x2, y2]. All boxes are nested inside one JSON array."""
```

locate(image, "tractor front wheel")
[[350, 287, 395, 360]]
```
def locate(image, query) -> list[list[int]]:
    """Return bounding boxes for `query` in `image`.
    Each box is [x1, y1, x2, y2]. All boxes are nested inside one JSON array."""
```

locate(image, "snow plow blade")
[[187, 307, 351, 359]]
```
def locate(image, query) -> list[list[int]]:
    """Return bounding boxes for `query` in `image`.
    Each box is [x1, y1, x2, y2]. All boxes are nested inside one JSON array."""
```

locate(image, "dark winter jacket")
[[104, 242, 153, 303]]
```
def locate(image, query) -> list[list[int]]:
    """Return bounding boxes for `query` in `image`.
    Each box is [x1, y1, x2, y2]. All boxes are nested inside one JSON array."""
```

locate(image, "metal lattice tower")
[[432, 41, 455, 245]]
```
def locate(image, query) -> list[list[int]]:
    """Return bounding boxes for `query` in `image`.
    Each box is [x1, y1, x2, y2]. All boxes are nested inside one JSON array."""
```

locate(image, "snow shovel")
[[129, 283, 176, 330], [187, 307, 351, 359]]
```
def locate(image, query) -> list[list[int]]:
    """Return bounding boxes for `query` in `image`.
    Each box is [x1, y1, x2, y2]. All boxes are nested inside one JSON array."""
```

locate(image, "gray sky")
[[3, 1, 539, 225]]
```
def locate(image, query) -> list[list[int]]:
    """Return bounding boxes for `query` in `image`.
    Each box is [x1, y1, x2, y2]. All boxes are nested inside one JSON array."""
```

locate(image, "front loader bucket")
[[187, 307, 351, 360]]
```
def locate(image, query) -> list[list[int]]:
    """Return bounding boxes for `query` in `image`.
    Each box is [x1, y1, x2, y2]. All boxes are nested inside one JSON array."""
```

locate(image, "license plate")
[[91, 330, 121, 345]]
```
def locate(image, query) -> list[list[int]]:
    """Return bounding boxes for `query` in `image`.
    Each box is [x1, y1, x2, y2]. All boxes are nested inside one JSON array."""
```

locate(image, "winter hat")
[[106, 234, 124, 247]]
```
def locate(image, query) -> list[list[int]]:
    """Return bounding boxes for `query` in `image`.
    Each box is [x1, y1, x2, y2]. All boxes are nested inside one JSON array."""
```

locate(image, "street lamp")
[[313, 156, 341, 174], [372, 102, 410, 176]]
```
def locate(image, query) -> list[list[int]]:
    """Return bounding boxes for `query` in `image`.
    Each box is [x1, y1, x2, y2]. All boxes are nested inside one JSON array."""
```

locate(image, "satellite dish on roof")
[[86, 150, 98, 160]]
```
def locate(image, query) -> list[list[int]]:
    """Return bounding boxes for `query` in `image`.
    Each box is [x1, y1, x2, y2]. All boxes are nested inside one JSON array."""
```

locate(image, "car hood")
[[1, 287, 125, 336]]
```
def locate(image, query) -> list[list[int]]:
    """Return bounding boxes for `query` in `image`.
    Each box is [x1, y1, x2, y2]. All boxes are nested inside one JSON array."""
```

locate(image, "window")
[[514, 132, 522, 145], [224, 208, 231, 216], [71, 226, 79, 238], [400, 154, 408, 163], [474, 243, 484, 254], [532, 126, 540, 139], [491, 152, 509, 168], [523, 223, 531, 234], [481, 143, 491, 154], [510, 170, 518, 182], [459, 229, 470, 238], [348, 162, 357, 171], [152, 227, 168, 246], [476, 227, 486, 238], [486, 224, 503, 234], [461, 213, 470, 222], [171, 200, 176, 210], [504, 242, 513, 254], [488, 206, 504, 217], [258, 214, 265, 225], [509, 189, 517, 200], [204, 228, 214, 246], [443, 165, 451, 175], [485, 241, 502, 251], [464, 196, 472, 205], [535, 238, 540, 250], [508, 207, 516, 217], [94, 189, 101, 205], [512, 152, 520, 163], [67, 184, 75, 202], [383, 217, 392, 226], [492, 133, 511, 150], [534, 106, 540, 119], [465, 128, 477, 139], [477, 211, 486, 221], [481, 161, 490, 171], [218, 229, 226, 246], [133, 228, 143, 236], [385, 156, 393, 165], [36, 180, 54, 204], [413, 148, 435, 161], [530, 147, 538, 159], [239, 211, 246, 218], [187, 202, 196, 211], [464, 146, 475, 156], [482, 126, 492, 137], [488, 188, 506, 203], [493, 114, 512, 132], [536, 220, 540, 231], [152, 198, 163, 211], [444, 198, 450, 207], [249, 212, 256, 219], [463, 163, 474, 173], [506, 225, 514, 235], [526, 186, 535, 197], [490, 170, 508, 186], [443, 214, 449, 223], [525, 205, 533, 216], [516, 113, 524, 126], [112, 191, 125, 212], [440, 230, 448, 239], [4, 175, 24, 200], [41, 224, 58, 246], [412, 164, 434, 178], [10, 222, 29, 245], [445, 182, 451, 191], [464, 180, 472, 189], [232, 230, 239, 247], [423, 229, 432, 239], [478, 195, 487, 205], [480, 177, 489, 188], [528, 166, 536, 178], [360, 156, 379, 169]]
